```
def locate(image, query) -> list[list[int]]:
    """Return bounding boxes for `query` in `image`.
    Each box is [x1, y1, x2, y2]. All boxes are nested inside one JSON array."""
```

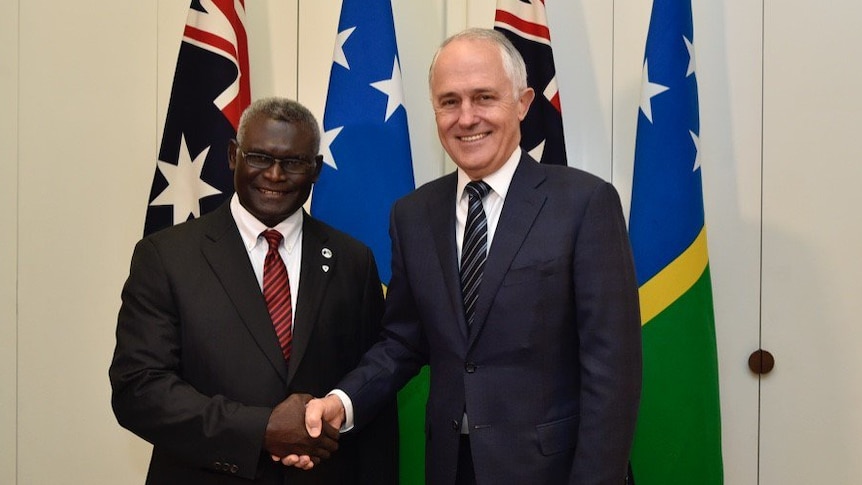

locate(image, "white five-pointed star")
[[690, 130, 701, 171], [370, 57, 405, 122], [333, 27, 356, 70], [528, 140, 546, 163], [640, 60, 670, 123], [321, 126, 343, 169], [150, 134, 221, 223], [684, 36, 696, 77]]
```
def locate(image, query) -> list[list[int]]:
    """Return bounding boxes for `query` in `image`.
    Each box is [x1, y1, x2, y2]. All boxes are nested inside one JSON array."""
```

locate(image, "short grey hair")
[[236, 97, 321, 153], [428, 28, 528, 101]]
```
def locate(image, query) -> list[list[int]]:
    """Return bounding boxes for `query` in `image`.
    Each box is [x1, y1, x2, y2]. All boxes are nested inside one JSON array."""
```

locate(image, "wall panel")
[[16, 1, 157, 483], [696, 0, 763, 482], [0, 0, 19, 483], [761, 0, 862, 482]]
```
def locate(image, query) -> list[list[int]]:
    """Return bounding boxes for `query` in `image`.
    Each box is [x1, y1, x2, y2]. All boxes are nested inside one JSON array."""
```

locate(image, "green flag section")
[[631, 265, 722, 482], [628, 0, 723, 483], [397, 365, 430, 483]]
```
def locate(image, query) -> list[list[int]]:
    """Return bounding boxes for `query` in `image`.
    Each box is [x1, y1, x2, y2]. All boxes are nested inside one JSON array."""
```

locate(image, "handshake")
[[263, 393, 347, 470]]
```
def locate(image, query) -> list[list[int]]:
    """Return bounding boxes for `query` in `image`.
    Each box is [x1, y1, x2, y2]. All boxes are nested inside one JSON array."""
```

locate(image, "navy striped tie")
[[262, 230, 292, 362], [460, 180, 491, 331]]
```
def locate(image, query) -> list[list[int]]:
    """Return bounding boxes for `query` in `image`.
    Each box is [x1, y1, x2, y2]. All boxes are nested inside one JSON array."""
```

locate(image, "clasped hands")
[[264, 393, 347, 470]]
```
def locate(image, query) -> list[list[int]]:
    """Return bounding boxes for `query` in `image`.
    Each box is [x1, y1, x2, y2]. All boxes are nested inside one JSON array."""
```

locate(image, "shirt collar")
[[230, 193, 303, 253], [457, 146, 522, 201]]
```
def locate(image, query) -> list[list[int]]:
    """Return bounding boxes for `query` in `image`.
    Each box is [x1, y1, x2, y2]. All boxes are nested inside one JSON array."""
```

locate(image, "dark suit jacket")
[[338, 154, 642, 485], [110, 202, 398, 485]]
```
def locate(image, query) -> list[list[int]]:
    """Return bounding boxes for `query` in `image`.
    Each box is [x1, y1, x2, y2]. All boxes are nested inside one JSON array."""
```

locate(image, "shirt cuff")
[[328, 389, 355, 432]]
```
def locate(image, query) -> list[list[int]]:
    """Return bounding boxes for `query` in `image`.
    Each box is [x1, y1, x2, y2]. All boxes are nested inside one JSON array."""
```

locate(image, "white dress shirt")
[[229, 193, 303, 328], [455, 146, 521, 263]]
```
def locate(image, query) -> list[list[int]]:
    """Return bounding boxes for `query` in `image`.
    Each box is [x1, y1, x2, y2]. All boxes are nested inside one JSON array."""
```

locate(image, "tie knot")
[[465, 180, 491, 200], [262, 230, 283, 250]]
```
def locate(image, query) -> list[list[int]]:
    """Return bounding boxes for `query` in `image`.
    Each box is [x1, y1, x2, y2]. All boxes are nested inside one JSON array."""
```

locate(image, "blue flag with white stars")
[[629, 0, 723, 483], [310, 4, 423, 482], [311, 0, 415, 285], [629, 0, 703, 283]]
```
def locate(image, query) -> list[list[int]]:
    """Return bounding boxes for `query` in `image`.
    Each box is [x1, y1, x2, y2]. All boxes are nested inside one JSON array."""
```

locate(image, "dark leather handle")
[[748, 349, 775, 374]]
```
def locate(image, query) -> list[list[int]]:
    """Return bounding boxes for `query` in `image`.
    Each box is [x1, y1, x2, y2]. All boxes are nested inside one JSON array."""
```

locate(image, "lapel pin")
[[321, 248, 332, 259], [322, 265, 330, 273]]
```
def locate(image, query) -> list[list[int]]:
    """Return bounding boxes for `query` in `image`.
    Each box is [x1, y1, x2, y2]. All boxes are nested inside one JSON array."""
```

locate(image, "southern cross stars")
[[150, 134, 221, 223]]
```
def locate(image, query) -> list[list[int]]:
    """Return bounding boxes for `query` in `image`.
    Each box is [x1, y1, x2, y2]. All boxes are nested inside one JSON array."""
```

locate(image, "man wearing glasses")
[[110, 97, 398, 485]]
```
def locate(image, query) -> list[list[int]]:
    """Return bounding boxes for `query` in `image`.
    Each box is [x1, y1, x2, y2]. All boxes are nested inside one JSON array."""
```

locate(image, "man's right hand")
[[263, 394, 339, 466], [281, 394, 346, 468]]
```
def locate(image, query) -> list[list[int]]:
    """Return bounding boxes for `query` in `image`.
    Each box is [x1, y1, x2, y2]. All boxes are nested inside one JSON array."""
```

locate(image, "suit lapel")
[[426, 174, 470, 341], [470, 155, 547, 347], [201, 204, 289, 383], [288, 214, 332, 383]]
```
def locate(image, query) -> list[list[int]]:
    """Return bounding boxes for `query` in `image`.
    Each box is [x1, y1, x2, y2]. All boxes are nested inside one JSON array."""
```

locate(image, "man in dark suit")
[[295, 28, 642, 484], [109, 97, 398, 484]]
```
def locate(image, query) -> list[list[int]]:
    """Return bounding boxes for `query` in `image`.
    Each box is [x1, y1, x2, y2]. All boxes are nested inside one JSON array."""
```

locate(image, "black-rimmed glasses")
[[238, 148, 318, 174]]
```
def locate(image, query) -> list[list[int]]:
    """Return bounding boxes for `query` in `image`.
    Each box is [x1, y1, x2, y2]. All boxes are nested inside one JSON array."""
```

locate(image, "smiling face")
[[430, 37, 534, 180], [228, 114, 322, 227]]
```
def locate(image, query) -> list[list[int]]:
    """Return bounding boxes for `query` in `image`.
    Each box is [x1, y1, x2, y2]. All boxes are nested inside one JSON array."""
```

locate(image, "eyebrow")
[[435, 88, 498, 99]]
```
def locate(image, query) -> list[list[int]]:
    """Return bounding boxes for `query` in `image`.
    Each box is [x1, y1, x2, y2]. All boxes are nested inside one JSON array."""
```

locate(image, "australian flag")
[[494, 0, 567, 165], [144, 0, 250, 236]]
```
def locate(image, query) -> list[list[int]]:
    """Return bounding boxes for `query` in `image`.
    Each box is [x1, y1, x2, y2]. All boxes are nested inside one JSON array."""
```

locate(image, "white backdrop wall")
[[1, 0, 20, 483], [2, 0, 861, 484]]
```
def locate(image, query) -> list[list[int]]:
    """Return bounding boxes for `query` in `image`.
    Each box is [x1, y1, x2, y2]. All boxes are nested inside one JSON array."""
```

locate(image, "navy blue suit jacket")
[[339, 154, 641, 485]]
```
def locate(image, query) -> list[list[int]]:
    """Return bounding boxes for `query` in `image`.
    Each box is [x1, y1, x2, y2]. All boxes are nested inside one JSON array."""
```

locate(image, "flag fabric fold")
[[494, 0, 567, 165], [309, 1, 420, 482], [628, 0, 723, 483], [144, 0, 250, 236]]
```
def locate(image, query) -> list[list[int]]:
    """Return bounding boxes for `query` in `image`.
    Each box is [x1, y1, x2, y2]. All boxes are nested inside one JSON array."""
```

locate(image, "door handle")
[[748, 349, 775, 374]]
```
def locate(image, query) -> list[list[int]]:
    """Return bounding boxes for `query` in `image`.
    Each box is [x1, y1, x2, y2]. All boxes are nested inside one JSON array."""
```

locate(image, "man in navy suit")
[[110, 97, 398, 484], [297, 28, 642, 484]]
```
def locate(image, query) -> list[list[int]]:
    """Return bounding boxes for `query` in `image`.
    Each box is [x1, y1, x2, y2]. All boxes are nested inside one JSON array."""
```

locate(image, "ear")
[[517, 87, 535, 121], [228, 139, 239, 171]]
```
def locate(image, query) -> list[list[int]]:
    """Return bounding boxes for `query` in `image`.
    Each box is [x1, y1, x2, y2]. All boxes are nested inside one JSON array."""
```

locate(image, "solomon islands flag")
[[308, 1, 421, 483], [628, 0, 723, 483]]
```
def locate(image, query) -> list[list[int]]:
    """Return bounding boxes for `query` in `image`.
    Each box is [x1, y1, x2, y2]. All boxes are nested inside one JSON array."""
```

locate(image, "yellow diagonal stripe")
[[638, 227, 709, 326]]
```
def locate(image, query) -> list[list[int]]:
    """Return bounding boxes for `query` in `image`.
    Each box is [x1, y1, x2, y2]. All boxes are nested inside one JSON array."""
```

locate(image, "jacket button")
[[465, 362, 477, 373], [214, 461, 222, 470], [451, 420, 460, 430], [230, 464, 238, 473]]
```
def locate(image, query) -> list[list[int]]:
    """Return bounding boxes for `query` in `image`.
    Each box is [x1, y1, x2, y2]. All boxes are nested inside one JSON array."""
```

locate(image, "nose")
[[457, 101, 479, 127], [263, 161, 288, 180]]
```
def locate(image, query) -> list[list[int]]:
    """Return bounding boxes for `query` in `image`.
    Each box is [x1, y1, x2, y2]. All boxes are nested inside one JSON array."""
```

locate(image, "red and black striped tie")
[[262, 230, 292, 362]]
